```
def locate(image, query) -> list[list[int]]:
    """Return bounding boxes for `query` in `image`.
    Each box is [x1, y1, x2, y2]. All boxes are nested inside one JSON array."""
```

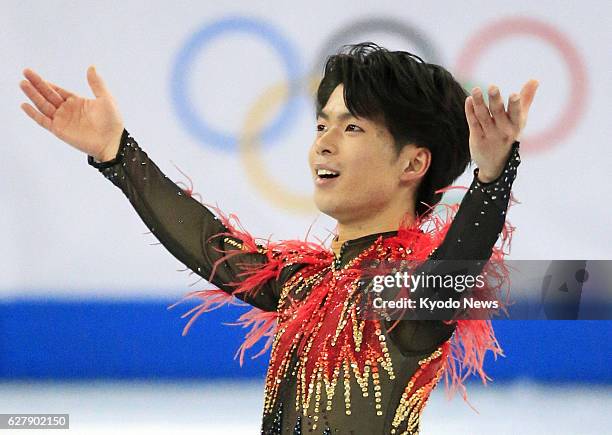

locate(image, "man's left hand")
[[465, 79, 539, 182]]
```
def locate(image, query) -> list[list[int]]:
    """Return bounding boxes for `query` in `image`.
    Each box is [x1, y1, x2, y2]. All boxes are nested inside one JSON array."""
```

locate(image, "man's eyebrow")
[[316, 110, 356, 122]]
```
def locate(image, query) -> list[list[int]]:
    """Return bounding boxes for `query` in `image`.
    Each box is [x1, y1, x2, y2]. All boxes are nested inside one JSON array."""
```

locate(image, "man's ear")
[[399, 146, 431, 183]]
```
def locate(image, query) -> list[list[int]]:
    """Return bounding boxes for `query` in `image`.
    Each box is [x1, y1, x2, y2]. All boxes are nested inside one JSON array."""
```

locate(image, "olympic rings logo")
[[171, 16, 588, 214]]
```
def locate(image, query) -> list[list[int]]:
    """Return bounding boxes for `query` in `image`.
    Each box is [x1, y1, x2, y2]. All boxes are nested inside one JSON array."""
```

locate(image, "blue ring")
[[171, 17, 301, 151]]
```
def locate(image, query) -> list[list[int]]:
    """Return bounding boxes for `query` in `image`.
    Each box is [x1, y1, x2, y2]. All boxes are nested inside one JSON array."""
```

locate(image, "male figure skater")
[[20, 43, 537, 434]]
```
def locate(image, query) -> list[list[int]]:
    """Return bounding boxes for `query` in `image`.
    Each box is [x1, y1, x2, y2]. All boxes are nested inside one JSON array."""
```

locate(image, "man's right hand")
[[19, 66, 125, 162]]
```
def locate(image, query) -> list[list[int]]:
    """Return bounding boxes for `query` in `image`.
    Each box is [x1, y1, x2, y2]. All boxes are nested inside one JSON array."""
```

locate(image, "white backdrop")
[[3, 0, 611, 298]]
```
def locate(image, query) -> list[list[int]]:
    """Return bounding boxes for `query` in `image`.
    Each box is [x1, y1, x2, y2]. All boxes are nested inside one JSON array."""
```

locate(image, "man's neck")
[[332, 207, 416, 255], [336, 222, 400, 243]]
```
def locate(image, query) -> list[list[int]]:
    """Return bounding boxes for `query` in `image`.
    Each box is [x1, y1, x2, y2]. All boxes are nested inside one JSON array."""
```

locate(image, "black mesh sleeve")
[[387, 142, 521, 355], [88, 128, 285, 312]]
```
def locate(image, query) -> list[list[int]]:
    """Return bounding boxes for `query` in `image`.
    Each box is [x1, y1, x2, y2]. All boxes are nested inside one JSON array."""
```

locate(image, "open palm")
[[465, 79, 539, 182], [19, 66, 124, 162]]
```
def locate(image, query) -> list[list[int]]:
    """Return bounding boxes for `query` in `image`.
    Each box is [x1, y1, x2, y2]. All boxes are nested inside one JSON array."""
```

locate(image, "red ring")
[[455, 17, 588, 153]]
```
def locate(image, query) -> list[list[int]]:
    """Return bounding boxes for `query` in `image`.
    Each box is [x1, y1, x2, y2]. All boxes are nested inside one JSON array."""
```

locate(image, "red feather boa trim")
[[168, 184, 518, 406]]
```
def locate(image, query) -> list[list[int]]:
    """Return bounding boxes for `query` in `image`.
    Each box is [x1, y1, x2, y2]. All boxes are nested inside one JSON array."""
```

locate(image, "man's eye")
[[316, 124, 326, 132], [345, 124, 363, 132]]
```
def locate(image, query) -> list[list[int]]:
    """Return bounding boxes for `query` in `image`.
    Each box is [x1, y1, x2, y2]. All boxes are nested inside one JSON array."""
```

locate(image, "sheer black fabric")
[[88, 129, 520, 434], [386, 142, 520, 354], [88, 129, 291, 312]]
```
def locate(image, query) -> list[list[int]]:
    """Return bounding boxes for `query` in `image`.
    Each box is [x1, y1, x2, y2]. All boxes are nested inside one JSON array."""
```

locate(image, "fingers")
[[47, 81, 76, 100], [468, 81, 539, 144], [487, 85, 514, 133], [20, 102, 53, 131], [470, 88, 494, 134], [19, 79, 57, 119], [520, 79, 539, 112], [465, 96, 484, 137], [507, 93, 521, 126], [22, 68, 64, 108], [86, 65, 110, 98]]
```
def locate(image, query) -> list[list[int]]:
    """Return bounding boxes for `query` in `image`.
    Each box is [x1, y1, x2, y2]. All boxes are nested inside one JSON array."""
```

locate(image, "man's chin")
[[315, 204, 359, 224], [313, 199, 342, 220]]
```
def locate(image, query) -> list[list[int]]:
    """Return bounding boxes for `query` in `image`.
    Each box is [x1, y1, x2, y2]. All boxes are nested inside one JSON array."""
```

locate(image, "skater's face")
[[308, 84, 418, 224]]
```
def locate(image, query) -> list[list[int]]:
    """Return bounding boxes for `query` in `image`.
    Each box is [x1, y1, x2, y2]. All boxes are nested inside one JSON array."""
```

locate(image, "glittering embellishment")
[[293, 414, 301, 434], [473, 143, 520, 206], [263, 237, 422, 424], [390, 346, 445, 434], [265, 402, 283, 435], [224, 236, 267, 254]]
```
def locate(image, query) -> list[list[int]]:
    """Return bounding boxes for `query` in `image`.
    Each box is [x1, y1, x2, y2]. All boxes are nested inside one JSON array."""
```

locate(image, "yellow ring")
[[238, 75, 321, 215]]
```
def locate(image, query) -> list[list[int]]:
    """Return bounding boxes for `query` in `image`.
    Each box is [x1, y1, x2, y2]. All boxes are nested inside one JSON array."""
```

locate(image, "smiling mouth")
[[316, 169, 340, 179], [314, 169, 340, 187]]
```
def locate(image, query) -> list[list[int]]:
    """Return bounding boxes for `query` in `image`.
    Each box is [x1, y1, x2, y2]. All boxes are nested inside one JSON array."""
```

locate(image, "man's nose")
[[315, 129, 339, 155]]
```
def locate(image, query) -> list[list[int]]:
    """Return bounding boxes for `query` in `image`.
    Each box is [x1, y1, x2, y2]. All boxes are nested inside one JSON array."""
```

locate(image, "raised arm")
[[387, 81, 538, 354], [88, 129, 283, 311], [19, 66, 283, 312]]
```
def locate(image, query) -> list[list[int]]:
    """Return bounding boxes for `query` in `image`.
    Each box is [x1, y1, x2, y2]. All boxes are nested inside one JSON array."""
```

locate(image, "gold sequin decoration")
[[390, 347, 445, 434], [260, 236, 446, 428], [223, 236, 267, 254]]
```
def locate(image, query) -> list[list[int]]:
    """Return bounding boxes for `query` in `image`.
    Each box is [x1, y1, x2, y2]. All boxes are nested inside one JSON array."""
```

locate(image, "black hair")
[[316, 42, 471, 217]]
